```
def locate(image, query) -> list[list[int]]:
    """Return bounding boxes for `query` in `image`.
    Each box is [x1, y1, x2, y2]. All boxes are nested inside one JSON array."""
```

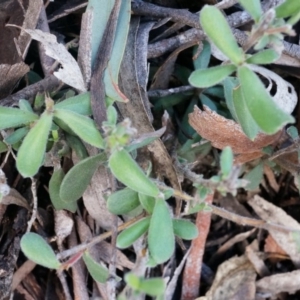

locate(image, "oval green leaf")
[[232, 83, 260, 140], [116, 217, 151, 249], [244, 163, 264, 191], [275, 0, 300, 18], [19, 99, 34, 112], [0, 107, 38, 130], [139, 277, 166, 297], [109, 149, 160, 197], [238, 0, 262, 22], [246, 49, 280, 65], [54, 92, 91, 115], [220, 146, 233, 177], [4, 127, 29, 145], [238, 66, 294, 134], [60, 153, 106, 203], [54, 109, 104, 149], [49, 169, 77, 212], [200, 5, 244, 65], [0, 141, 7, 153], [65, 134, 88, 160], [20, 232, 61, 269], [193, 41, 211, 70], [107, 188, 140, 215], [16, 111, 53, 177], [189, 64, 236, 88], [173, 219, 198, 240], [82, 252, 109, 283], [138, 193, 155, 214], [148, 199, 175, 264]]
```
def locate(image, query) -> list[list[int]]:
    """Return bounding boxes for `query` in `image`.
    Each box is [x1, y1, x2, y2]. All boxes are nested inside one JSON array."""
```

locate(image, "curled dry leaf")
[[189, 106, 282, 162]]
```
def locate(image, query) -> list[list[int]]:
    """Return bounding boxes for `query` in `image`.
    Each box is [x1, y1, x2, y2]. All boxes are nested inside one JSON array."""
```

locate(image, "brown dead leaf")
[[189, 106, 281, 160], [198, 255, 256, 300], [264, 234, 287, 256]]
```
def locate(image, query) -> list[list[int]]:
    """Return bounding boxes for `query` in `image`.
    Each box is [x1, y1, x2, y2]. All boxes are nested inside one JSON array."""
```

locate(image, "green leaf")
[[200, 5, 245, 64], [4, 127, 29, 145], [189, 65, 236, 88], [287, 126, 298, 140], [232, 84, 260, 139], [246, 50, 280, 65], [244, 163, 264, 190], [109, 149, 160, 197], [16, 111, 53, 177], [65, 134, 88, 160], [0, 107, 38, 130], [275, 0, 300, 18], [20, 233, 61, 269], [138, 193, 155, 214], [54, 92, 92, 115], [238, 66, 294, 134], [193, 41, 211, 70], [82, 252, 109, 283], [49, 169, 77, 212], [148, 199, 175, 264], [238, 0, 262, 22], [223, 77, 239, 122], [60, 153, 106, 202], [173, 219, 198, 240], [107, 188, 140, 215], [104, 0, 131, 102], [116, 217, 151, 249], [106, 105, 118, 125], [54, 109, 104, 148], [19, 99, 34, 112], [220, 146, 233, 177], [0, 141, 7, 153]]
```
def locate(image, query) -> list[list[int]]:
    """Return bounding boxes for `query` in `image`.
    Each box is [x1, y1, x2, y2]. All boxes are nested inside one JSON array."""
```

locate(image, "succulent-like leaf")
[[238, 66, 294, 134], [220, 146, 233, 177], [238, 0, 262, 22], [4, 127, 29, 145], [232, 84, 259, 140], [246, 50, 280, 65], [189, 64, 236, 88], [65, 134, 88, 160], [200, 5, 245, 65], [244, 163, 264, 190], [0, 141, 7, 153], [275, 0, 300, 18], [54, 109, 104, 149], [138, 193, 155, 214], [19, 99, 34, 112], [0, 107, 38, 130], [173, 219, 198, 240], [54, 92, 92, 115], [82, 252, 109, 283], [20, 233, 61, 269], [107, 188, 140, 215], [116, 217, 151, 249], [16, 111, 53, 177], [193, 41, 211, 70], [148, 199, 175, 264], [60, 153, 106, 203], [223, 77, 239, 122], [49, 169, 77, 212], [109, 149, 160, 197]]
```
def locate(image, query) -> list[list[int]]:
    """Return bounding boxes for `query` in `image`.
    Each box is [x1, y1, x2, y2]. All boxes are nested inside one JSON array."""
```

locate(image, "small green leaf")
[[189, 65, 236, 88], [148, 199, 175, 264], [54, 92, 91, 115], [287, 126, 298, 140], [138, 277, 166, 297], [238, 66, 294, 134], [139, 194, 155, 214], [275, 0, 300, 18], [246, 50, 280, 65], [54, 109, 104, 148], [4, 127, 29, 145], [220, 146, 233, 177], [107, 188, 140, 215], [0, 141, 7, 153], [223, 77, 239, 122], [82, 252, 109, 283], [116, 217, 151, 249], [49, 169, 77, 212], [20, 233, 61, 269], [193, 41, 211, 70], [19, 99, 34, 112], [0, 107, 38, 130], [106, 105, 118, 125], [60, 153, 106, 202], [109, 149, 160, 197], [200, 5, 245, 64], [244, 163, 264, 190], [16, 111, 53, 177], [232, 84, 260, 139], [65, 134, 88, 160], [173, 219, 198, 240], [238, 0, 262, 22]]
